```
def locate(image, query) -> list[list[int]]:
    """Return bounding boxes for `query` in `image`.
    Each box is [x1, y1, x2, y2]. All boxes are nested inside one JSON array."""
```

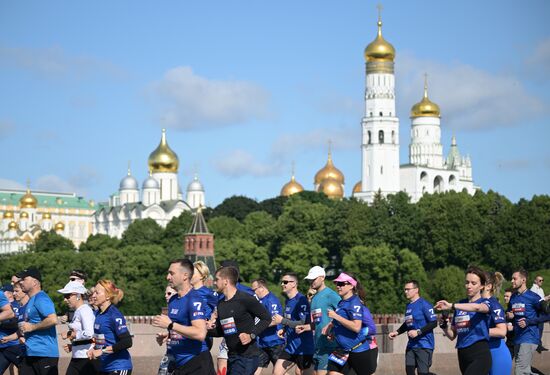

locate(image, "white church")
[[94, 129, 206, 238], [352, 12, 477, 203]]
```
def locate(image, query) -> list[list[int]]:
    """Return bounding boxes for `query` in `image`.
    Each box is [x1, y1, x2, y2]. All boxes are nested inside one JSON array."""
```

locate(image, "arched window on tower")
[[378, 130, 384, 144], [391, 130, 396, 144], [380, 166, 383, 175], [368, 131, 371, 144], [379, 111, 383, 116]]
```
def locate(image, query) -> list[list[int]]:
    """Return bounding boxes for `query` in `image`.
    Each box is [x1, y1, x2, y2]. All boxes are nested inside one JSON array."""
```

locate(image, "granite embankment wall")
[[52, 316, 549, 375]]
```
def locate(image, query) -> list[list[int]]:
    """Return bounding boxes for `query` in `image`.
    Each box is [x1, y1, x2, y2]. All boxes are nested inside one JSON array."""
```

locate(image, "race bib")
[[512, 303, 526, 316], [311, 308, 322, 324], [93, 333, 105, 349], [329, 350, 349, 366], [221, 317, 237, 335], [455, 314, 471, 332], [405, 314, 414, 327]]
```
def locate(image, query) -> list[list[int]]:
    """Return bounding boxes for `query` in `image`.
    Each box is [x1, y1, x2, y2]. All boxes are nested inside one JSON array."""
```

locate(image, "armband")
[[167, 322, 174, 331]]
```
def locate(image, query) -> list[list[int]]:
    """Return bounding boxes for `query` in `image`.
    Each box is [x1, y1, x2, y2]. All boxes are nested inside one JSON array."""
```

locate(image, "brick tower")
[[184, 207, 216, 280]]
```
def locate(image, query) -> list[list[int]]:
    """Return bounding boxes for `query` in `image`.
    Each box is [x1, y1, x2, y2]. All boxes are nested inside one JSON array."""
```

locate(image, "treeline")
[[1, 190, 549, 315]]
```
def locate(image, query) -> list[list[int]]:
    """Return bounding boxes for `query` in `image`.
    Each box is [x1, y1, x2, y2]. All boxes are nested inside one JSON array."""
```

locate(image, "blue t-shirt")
[[404, 297, 437, 349], [218, 282, 255, 301], [195, 286, 218, 320], [310, 287, 340, 350], [508, 289, 543, 345], [93, 304, 132, 371], [452, 298, 490, 349], [283, 292, 314, 355], [332, 295, 370, 353], [24, 291, 59, 357], [0, 295, 18, 348], [257, 292, 284, 348], [487, 296, 506, 346], [167, 289, 209, 367], [16, 301, 27, 355]]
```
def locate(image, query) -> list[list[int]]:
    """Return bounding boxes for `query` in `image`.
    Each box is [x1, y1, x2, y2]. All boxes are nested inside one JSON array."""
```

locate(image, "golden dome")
[[43, 212, 52, 220], [3, 211, 14, 219], [148, 129, 179, 173], [352, 181, 362, 194], [281, 175, 304, 197], [364, 20, 395, 63], [8, 221, 18, 230], [20, 211, 29, 219], [54, 222, 65, 231], [314, 151, 345, 186], [318, 178, 344, 199], [411, 75, 441, 118], [20, 188, 38, 209]]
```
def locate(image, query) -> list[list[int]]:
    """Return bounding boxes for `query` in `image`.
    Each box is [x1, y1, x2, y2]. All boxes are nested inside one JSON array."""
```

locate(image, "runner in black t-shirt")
[[208, 266, 271, 375]]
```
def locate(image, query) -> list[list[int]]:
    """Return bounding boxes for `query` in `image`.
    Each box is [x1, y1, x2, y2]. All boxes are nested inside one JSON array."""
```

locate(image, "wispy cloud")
[[0, 44, 127, 80], [525, 37, 550, 79], [150, 66, 271, 130], [496, 159, 531, 170], [396, 53, 545, 130], [0, 178, 25, 190], [212, 149, 281, 178], [271, 126, 356, 158]]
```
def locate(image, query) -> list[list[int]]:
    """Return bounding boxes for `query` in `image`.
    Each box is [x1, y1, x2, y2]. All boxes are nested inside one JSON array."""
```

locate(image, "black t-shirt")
[[209, 289, 271, 356]]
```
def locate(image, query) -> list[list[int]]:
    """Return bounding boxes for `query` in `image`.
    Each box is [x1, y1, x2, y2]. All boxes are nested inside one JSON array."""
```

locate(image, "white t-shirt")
[[69, 303, 95, 358], [530, 284, 545, 300]]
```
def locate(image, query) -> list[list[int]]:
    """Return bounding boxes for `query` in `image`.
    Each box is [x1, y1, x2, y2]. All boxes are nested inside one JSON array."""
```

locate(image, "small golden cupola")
[[20, 188, 38, 209], [318, 177, 344, 200], [3, 211, 14, 219], [364, 7, 395, 63], [42, 212, 52, 220], [20, 211, 29, 219], [411, 74, 441, 118], [8, 221, 18, 230], [148, 129, 179, 173], [54, 222, 65, 232], [352, 181, 362, 195], [281, 166, 304, 197], [314, 148, 345, 187]]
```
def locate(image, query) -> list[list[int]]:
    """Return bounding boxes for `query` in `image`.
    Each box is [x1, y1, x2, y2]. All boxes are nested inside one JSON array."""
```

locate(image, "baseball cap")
[[305, 266, 326, 280], [16, 267, 42, 282], [57, 281, 88, 295], [333, 272, 358, 287], [1, 284, 14, 292]]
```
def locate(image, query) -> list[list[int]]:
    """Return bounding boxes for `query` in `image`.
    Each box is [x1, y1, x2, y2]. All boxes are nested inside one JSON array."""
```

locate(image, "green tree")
[[427, 265, 465, 303], [211, 196, 260, 222], [272, 242, 328, 284], [258, 196, 288, 218], [161, 211, 194, 250], [208, 216, 244, 240], [79, 234, 120, 252], [242, 211, 277, 247], [120, 218, 163, 247], [30, 230, 75, 252], [275, 198, 330, 246], [214, 238, 270, 282], [342, 244, 400, 313], [396, 248, 430, 304]]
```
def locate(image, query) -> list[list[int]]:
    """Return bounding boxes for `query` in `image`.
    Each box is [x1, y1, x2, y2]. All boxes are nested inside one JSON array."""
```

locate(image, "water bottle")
[[157, 355, 169, 375]]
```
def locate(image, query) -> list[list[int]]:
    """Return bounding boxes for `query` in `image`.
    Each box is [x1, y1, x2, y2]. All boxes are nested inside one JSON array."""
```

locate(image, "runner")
[[250, 278, 285, 375], [324, 272, 377, 375], [152, 258, 215, 375], [0, 282, 27, 373], [0, 284, 17, 374], [17, 267, 60, 375], [87, 279, 133, 375], [273, 272, 314, 375], [435, 265, 492, 375], [388, 280, 437, 375], [208, 266, 271, 375], [165, 285, 177, 304], [57, 281, 96, 375], [191, 261, 218, 323]]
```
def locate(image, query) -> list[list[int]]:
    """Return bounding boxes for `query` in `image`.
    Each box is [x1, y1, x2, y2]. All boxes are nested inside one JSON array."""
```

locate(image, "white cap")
[[304, 266, 326, 280], [57, 281, 88, 295]]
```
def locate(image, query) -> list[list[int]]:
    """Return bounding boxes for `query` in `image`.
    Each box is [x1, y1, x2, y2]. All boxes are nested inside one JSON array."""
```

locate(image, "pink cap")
[[333, 273, 357, 287]]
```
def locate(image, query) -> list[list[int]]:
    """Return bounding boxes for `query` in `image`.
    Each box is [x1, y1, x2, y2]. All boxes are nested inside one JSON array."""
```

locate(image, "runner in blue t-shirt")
[[296, 265, 341, 375], [435, 266, 492, 375], [251, 278, 285, 374], [153, 258, 215, 375], [88, 279, 133, 374], [273, 272, 314, 375], [16, 267, 60, 374], [508, 268, 545, 375], [389, 280, 437, 375], [0, 282, 27, 372], [324, 272, 377, 375]]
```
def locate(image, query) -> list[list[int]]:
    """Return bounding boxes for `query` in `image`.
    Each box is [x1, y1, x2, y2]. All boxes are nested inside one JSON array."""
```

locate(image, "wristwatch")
[[249, 333, 256, 340], [416, 329, 422, 336]]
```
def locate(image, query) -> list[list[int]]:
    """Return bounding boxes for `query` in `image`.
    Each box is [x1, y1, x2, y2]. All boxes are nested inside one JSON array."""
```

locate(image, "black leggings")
[[457, 340, 492, 375], [66, 358, 98, 375]]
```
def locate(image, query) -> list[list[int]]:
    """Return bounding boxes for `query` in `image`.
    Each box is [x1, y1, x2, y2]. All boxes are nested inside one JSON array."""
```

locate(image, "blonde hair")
[[98, 279, 124, 305], [193, 261, 210, 282]]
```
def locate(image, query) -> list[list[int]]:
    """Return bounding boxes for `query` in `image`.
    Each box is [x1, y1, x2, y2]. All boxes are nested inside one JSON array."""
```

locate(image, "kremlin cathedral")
[[281, 11, 477, 202]]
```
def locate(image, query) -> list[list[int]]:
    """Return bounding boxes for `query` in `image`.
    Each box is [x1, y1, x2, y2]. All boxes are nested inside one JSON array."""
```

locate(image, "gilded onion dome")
[[8, 221, 18, 230], [411, 75, 441, 118], [42, 212, 52, 220], [54, 222, 65, 231], [281, 175, 304, 197], [364, 18, 395, 63], [3, 211, 14, 219], [20, 211, 29, 219], [352, 181, 362, 194], [20, 188, 38, 209], [318, 177, 344, 199], [148, 129, 179, 173], [314, 151, 345, 186]]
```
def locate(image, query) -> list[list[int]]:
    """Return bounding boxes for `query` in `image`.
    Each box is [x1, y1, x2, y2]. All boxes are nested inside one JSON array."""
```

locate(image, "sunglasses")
[[335, 282, 351, 287], [63, 293, 74, 299], [281, 280, 295, 285], [165, 291, 173, 296], [69, 277, 81, 282]]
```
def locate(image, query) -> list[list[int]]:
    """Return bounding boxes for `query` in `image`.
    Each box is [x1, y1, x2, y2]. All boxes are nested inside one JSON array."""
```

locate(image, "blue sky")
[[1, 1, 549, 206]]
